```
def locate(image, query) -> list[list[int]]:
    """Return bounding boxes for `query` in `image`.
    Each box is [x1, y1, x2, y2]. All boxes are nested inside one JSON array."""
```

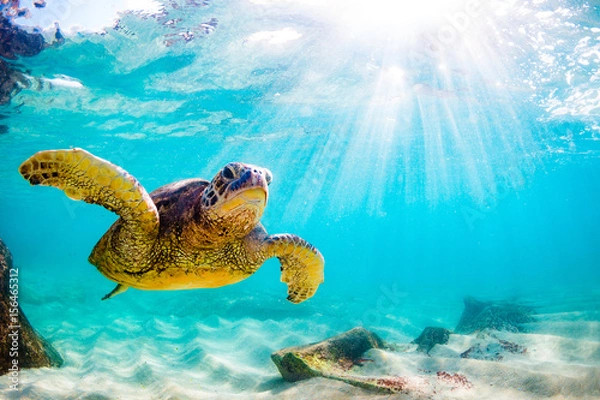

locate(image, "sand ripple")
[[1, 286, 598, 399]]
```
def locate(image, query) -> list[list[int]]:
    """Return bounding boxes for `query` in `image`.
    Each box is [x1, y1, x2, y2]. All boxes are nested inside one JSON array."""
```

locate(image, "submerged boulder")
[[0, 238, 63, 376], [412, 327, 451, 354], [271, 327, 420, 394], [271, 327, 386, 382], [455, 296, 534, 334]]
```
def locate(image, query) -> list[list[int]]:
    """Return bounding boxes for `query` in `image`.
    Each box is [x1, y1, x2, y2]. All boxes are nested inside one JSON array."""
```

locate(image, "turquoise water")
[[1, 0, 599, 398]]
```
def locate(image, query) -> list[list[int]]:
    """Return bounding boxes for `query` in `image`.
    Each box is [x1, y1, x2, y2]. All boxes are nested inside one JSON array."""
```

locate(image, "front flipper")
[[263, 234, 324, 304], [19, 148, 159, 236]]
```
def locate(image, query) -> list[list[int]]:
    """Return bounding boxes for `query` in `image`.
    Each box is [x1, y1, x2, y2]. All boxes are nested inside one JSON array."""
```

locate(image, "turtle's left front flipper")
[[263, 234, 324, 304]]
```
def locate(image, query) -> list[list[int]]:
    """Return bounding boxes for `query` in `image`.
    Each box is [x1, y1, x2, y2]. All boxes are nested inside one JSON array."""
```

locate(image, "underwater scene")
[[0, 0, 599, 398]]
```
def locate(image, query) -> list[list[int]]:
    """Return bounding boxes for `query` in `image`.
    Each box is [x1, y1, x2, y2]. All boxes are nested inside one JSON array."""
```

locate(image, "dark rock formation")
[[1, 238, 63, 377], [271, 327, 425, 394], [455, 296, 535, 334], [0, 57, 26, 105], [0, 15, 45, 59], [271, 327, 386, 382], [0, 13, 45, 105], [412, 327, 451, 354]]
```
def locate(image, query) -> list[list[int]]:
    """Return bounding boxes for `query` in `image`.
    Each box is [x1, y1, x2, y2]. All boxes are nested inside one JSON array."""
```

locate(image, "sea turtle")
[[19, 149, 324, 303]]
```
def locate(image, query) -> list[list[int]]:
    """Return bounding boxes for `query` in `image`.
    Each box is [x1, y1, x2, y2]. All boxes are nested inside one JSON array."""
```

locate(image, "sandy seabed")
[[1, 278, 599, 400]]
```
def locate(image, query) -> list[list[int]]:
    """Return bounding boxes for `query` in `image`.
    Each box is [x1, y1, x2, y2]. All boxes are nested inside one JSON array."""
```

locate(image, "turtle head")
[[200, 162, 272, 238]]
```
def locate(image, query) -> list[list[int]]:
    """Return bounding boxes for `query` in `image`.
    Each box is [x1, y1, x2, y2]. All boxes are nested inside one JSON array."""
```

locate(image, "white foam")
[[41, 76, 84, 89], [246, 28, 302, 45]]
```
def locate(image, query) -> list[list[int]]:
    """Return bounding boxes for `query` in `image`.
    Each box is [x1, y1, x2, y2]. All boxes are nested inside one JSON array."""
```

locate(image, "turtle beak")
[[217, 188, 267, 215]]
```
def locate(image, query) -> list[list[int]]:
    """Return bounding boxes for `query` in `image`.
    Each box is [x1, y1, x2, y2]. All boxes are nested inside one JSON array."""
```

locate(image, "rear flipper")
[[102, 284, 129, 300], [262, 234, 324, 303]]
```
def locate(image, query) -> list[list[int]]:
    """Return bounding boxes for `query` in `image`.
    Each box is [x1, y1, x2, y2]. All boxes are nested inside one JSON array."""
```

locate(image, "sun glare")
[[268, 0, 542, 218], [235, 0, 542, 220], [336, 0, 472, 35]]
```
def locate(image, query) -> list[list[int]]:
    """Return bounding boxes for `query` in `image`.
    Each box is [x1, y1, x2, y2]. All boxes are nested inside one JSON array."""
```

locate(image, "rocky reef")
[[0, 238, 63, 378], [0, 15, 45, 59], [455, 296, 535, 334], [0, 2, 47, 107]]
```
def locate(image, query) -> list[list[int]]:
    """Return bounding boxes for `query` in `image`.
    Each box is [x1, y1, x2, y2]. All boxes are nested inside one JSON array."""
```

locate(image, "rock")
[[0, 14, 45, 105], [271, 327, 424, 394], [0, 15, 45, 59], [455, 296, 534, 334], [271, 327, 386, 382], [412, 327, 451, 354], [0, 58, 27, 105], [0, 238, 64, 375], [460, 337, 528, 361]]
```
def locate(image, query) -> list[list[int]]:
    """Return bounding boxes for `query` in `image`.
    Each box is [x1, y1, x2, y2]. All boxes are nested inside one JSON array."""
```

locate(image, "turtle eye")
[[222, 165, 235, 180]]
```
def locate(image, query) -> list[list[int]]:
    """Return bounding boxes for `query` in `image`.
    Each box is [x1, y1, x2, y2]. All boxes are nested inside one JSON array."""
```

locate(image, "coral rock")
[[271, 327, 386, 382], [412, 327, 451, 354], [0, 238, 63, 375]]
